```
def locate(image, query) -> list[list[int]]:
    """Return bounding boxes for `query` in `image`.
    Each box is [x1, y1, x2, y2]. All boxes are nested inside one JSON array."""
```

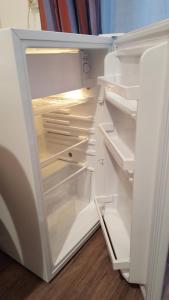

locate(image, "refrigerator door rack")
[[95, 197, 130, 271], [97, 76, 139, 100], [105, 90, 137, 118], [99, 123, 135, 174]]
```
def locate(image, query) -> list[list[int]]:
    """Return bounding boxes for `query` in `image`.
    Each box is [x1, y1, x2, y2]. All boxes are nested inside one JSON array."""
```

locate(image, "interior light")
[[54, 89, 87, 100], [26, 48, 80, 54]]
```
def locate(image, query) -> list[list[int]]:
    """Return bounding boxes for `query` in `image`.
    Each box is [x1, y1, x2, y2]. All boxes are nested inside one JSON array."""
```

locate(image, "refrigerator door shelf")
[[105, 90, 137, 118], [99, 123, 135, 174], [95, 197, 130, 271], [98, 76, 139, 100]]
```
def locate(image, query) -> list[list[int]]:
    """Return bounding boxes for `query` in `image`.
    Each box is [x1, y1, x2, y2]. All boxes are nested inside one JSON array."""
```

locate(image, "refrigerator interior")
[[25, 41, 152, 283], [26, 47, 107, 267]]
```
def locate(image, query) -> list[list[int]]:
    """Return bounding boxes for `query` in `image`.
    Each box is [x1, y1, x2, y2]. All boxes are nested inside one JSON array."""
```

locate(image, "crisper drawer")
[[44, 166, 92, 216], [42, 160, 83, 192], [44, 167, 94, 265]]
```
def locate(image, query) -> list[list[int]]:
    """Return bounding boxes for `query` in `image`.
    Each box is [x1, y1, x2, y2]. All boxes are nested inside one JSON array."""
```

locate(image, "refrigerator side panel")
[[0, 30, 49, 281]]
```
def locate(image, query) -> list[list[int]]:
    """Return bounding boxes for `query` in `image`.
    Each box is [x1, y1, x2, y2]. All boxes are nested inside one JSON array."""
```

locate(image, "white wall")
[[0, 0, 41, 30]]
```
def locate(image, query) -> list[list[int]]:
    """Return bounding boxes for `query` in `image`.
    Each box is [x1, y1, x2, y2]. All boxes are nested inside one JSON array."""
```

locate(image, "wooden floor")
[[0, 229, 143, 300]]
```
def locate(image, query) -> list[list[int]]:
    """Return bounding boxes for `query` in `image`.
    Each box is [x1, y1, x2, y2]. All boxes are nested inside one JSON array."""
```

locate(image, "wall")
[[101, 0, 169, 33], [0, 0, 41, 30]]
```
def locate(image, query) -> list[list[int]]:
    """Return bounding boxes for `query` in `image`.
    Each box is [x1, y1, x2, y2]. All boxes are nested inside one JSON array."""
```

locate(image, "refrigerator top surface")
[[0, 28, 113, 49]]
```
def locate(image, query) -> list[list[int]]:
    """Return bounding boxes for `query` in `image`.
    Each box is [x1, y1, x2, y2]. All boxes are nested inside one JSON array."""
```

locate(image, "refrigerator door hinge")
[[99, 33, 124, 51]]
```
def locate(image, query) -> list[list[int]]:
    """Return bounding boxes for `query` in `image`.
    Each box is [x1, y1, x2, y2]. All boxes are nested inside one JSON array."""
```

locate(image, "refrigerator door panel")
[[96, 19, 169, 286]]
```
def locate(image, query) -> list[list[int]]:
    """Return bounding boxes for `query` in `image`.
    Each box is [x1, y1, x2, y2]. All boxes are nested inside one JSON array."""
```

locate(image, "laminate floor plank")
[[0, 229, 143, 300]]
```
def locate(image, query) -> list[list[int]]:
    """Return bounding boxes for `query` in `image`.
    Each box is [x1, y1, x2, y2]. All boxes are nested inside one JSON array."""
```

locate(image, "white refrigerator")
[[1, 18, 169, 299]]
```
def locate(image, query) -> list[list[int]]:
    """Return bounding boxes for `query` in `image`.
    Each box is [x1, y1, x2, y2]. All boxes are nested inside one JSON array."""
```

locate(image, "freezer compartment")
[[99, 123, 135, 175], [95, 196, 130, 271], [26, 49, 92, 98], [44, 167, 97, 265]]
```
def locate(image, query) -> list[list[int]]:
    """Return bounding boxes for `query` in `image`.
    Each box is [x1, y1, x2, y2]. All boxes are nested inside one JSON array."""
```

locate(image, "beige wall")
[[0, 0, 41, 30]]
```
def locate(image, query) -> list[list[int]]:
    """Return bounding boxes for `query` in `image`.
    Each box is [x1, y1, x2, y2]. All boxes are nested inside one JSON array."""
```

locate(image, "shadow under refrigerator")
[[1, 20, 169, 299]]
